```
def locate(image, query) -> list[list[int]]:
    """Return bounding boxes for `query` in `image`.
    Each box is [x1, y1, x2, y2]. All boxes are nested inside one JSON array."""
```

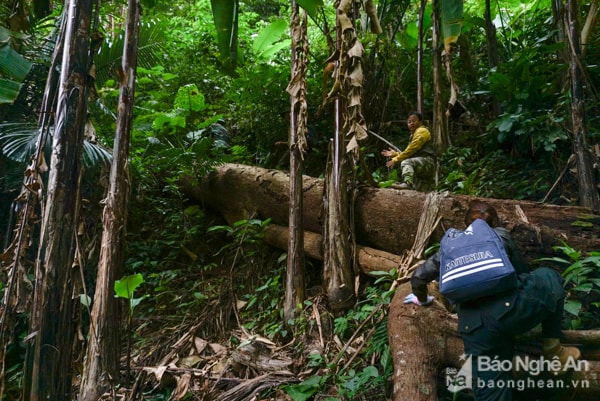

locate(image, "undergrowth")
[[121, 187, 599, 401]]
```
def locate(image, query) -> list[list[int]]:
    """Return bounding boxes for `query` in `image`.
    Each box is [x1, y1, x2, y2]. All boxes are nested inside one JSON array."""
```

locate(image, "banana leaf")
[[0, 27, 33, 105], [0, 79, 22, 105], [210, 0, 239, 72], [441, 0, 463, 51], [252, 19, 290, 60]]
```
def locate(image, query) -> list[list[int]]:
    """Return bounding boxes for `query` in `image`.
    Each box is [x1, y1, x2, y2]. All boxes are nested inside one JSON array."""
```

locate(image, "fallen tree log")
[[388, 282, 600, 401], [263, 224, 404, 276], [181, 163, 600, 261], [182, 164, 600, 400]]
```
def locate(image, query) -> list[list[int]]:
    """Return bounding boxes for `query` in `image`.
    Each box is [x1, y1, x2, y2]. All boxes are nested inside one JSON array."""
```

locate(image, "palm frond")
[[82, 139, 112, 168], [0, 122, 40, 162], [94, 19, 169, 87], [0, 122, 112, 168]]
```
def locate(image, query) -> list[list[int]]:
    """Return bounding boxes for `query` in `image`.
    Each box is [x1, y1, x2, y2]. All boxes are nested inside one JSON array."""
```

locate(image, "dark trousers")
[[461, 268, 565, 401]]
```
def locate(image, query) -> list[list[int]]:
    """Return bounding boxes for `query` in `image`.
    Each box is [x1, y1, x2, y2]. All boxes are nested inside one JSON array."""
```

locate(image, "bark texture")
[[284, 1, 307, 324], [388, 283, 463, 401], [181, 164, 600, 262], [77, 1, 140, 399], [566, 0, 600, 210], [25, 2, 93, 399]]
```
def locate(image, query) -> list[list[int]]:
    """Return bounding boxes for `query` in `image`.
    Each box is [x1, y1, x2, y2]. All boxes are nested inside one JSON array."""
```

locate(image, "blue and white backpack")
[[439, 218, 517, 303]]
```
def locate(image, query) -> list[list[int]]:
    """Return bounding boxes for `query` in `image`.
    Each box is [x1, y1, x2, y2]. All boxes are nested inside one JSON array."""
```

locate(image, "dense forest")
[[0, 0, 599, 400]]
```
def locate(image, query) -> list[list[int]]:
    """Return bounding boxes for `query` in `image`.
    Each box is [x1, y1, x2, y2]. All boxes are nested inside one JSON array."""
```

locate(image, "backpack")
[[439, 218, 517, 303]]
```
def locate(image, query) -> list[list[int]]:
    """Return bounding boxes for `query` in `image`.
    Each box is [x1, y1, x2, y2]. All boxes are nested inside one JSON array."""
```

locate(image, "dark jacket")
[[410, 227, 530, 334]]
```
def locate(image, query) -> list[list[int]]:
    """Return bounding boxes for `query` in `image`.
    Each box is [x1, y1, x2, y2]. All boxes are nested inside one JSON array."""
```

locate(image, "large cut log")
[[263, 224, 403, 276], [181, 164, 600, 261], [388, 282, 600, 401]]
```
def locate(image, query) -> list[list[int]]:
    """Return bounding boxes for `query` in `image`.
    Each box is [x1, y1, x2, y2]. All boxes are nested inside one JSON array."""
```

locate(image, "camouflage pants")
[[400, 156, 436, 190]]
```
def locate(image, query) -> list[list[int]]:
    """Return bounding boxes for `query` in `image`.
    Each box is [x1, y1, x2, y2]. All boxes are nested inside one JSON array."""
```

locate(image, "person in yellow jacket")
[[381, 111, 436, 190]]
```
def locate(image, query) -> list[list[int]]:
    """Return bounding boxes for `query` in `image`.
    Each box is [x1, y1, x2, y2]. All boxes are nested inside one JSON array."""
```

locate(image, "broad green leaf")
[[174, 84, 206, 112], [152, 113, 186, 130], [0, 43, 32, 81], [563, 299, 582, 317], [0, 78, 23, 104], [131, 297, 145, 308], [497, 117, 514, 133], [0, 26, 10, 43], [399, 20, 419, 50], [573, 283, 593, 292], [285, 375, 322, 401], [253, 19, 288, 56], [257, 38, 290, 60], [115, 273, 144, 299], [296, 0, 324, 21]]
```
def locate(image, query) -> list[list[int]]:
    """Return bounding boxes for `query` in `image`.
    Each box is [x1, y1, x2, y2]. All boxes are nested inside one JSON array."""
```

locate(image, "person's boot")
[[543, 338, 581, 375], [396, 175, 414, 190]]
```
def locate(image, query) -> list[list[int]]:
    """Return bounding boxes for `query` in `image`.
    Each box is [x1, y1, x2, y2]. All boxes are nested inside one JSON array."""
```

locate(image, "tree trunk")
[[416, 0, 426, 114], [284, 1, 307, 324], [388, 283, 464, 401], [0, 11, 67, 400], [431, 0, 448, 153], [581, 0, 599, 59], [78, 1, 140, 399], [483, 0, 499, 70], [181, 164, 600, 260], [322, 106, 355, 312], [25, 1, 94, 399], [388, 282, 600, 401], [484, 0, 501, 117], [321, 0, 364, 313], [566, 0, 600, 211]]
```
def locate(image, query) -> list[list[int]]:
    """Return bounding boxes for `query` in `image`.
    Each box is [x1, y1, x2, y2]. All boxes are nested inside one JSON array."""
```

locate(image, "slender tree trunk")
[[322, 0, 367, 313], [431, 0, 448, 153], [483, 0, 499, 69], [0, 12, 67, 400], [416, 0, 426, 114], [25, 1, 94, 399], [284, 0, 307, 324], [581, 0, 599, 59], [323, 107, 354, 312], [567, 0, 600, 211], [552, 0, 569, 60], [77, 1, 140, 400], [484, 0, 501, 117]]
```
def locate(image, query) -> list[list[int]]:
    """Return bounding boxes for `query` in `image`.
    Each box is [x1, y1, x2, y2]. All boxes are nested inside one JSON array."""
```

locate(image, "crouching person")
[[404, 201, 581, 401]]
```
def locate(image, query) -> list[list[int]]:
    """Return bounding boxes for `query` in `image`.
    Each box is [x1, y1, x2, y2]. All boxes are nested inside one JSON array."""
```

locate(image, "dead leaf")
[[194, 337, 208, 354], [170, 373, 191, 401], [143, 365, 168, 382]]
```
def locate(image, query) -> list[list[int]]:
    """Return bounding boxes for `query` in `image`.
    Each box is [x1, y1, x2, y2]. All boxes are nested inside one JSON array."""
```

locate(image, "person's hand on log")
[[403, 293, 434, 306]]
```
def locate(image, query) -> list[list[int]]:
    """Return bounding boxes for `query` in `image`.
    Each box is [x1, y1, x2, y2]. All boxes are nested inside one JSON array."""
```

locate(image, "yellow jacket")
[[392, 126, 432, 163]]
